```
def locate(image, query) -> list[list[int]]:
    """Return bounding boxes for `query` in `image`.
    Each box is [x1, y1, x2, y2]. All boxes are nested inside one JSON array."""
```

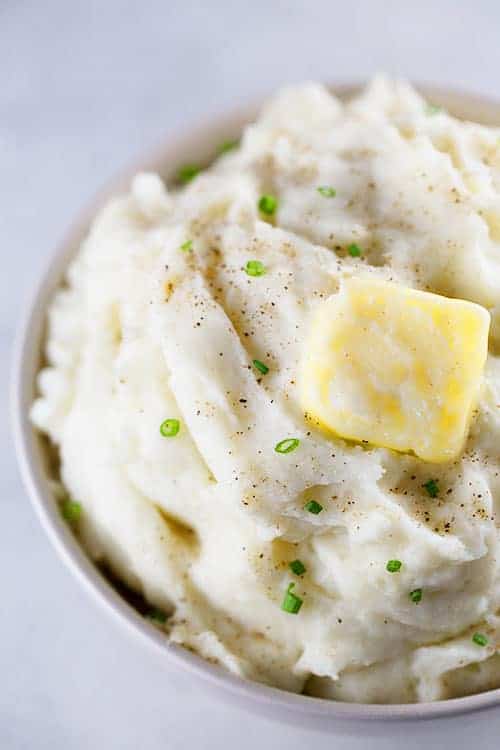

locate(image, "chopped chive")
[[61, 499, 82, 524], [304, 500, 323, 515], [472, 632, 488, 647], [218, 139, 239, 155], [275, 438, 300, 454], [180, 239, 193, 252], [281, 582, 303, 614], [289, 559, 306, 576], [147, 608, 167, 625], [317, 186, 336, 197], [386, 559, 402, 573], [177, 164, 201, 183], [160, 418, 180, 437], [252, 359, 269, 375], [410, 588, 422, 604], [347, 243, 363, 257], [258, 194, 278, 216], [245, 260, 266, 277], [426, 104, 442, 116], [423, 479, 439, 498]]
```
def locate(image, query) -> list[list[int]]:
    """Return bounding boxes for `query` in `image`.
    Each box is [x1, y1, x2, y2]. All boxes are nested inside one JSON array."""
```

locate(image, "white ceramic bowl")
[[12, 84, 500, 734]]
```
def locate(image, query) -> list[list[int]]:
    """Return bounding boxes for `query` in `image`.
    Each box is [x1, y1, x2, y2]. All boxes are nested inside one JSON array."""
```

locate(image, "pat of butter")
[[300, 278, 490, 463]]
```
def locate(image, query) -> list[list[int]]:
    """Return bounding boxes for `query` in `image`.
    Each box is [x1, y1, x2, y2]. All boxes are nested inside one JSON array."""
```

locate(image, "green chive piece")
[[180, 239, 193, 252], [177, 164, 201, 183], [317, 186, 336, 197], [218, 139, 239, 155], [245, 260, 266, 277], [347, 243, 363, 257], [275, 438, 300, 454], [410, 588, 422, 604], [61, 499, 82, 524], [423, 479, 439, 498], [386, 559, 402, 573], [426, 104, 442, 116], [147, 608, 167, 625], [304, 500, 323, 515], [160, 418, 180, 437], [281, 583, 303, 614], [472, 632, 488, 647], [258, 194, 278, 216], [252, 359, 269, 375], [289, 559, 306, 576]]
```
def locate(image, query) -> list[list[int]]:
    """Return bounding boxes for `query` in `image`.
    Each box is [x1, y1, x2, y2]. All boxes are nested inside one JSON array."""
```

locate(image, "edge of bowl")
[[11, 81, 500, 728]]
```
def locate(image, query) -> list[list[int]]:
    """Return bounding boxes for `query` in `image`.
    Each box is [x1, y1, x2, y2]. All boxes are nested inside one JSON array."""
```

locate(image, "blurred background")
[[3, 1, 500, 748]]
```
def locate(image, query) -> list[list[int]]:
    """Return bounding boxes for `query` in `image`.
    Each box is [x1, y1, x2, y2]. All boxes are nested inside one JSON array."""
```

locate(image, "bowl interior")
[[12, 83, 500, 728]]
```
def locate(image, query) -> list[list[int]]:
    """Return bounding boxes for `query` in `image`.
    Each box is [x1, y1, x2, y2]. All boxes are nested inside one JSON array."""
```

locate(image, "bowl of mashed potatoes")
[[13, 78, 500, 728]]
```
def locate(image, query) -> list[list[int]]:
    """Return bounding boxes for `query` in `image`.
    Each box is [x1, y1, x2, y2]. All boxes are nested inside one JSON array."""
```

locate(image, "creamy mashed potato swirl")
[[32, 78, 500, 703]]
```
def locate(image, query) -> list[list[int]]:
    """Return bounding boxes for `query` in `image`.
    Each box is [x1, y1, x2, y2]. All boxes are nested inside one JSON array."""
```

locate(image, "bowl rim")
[[11, 81, 500, 726]]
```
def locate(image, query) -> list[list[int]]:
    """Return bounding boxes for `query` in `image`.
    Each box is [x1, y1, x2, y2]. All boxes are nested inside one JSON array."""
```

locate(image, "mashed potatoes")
[[32, 78, 500, 703]]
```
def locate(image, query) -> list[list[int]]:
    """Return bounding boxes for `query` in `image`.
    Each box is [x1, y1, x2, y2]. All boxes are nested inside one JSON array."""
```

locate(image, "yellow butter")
[[300, 278, 490, 463]]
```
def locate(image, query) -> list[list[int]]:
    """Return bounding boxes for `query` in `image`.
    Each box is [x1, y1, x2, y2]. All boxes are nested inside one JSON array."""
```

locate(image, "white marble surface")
[[4, 1, 500, 747]]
